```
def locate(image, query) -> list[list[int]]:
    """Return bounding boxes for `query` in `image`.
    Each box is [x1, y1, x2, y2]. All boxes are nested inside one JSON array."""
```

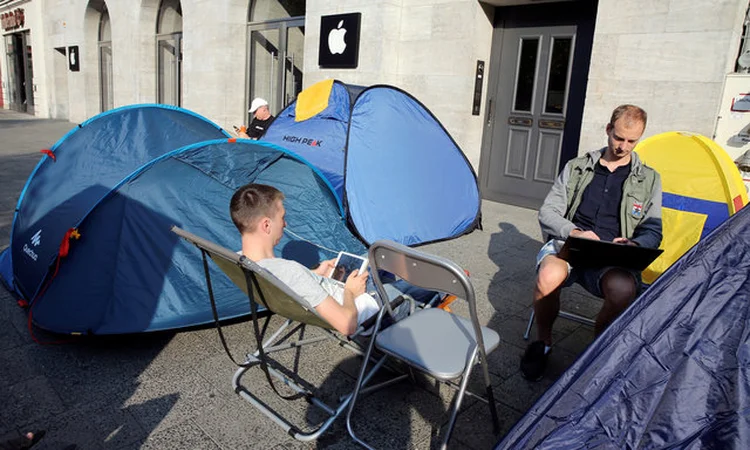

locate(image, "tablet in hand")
[[329, 252, 368, 283]]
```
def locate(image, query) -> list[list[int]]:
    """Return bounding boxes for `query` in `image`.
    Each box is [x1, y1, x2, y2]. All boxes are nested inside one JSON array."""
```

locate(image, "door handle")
[[486, 98, 493, 125]]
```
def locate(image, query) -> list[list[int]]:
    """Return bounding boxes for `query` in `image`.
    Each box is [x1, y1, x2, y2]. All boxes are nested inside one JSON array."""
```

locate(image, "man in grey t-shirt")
[[230, 183, 430, 335]]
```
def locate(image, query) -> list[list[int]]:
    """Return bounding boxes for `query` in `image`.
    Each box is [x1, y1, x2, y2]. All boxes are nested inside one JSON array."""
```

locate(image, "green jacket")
[[538, 148, 663, 248]]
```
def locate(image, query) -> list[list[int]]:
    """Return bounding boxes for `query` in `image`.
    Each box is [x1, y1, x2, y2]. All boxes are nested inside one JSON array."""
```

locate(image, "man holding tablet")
[[230, 183, 431, 336], [520, 105, 663, 381]]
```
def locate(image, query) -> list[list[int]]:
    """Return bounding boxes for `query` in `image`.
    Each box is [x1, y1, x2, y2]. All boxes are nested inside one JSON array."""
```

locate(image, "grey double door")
[[482, 25, 576, 209], [480, 2, 595, 210]]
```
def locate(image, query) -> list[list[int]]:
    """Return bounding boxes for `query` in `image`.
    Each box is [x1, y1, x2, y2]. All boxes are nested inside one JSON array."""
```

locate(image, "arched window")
[[157, 0, 182, 106], [98, 6, 113, 111], [246, 0, 305, 121]]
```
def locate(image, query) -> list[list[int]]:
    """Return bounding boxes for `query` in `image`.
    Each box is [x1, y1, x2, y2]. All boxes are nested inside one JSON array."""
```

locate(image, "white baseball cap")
[[249, 98, 268, 113]]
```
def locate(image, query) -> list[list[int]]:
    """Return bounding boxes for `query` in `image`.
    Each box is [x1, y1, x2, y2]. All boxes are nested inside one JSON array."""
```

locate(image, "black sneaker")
[[520, 340, 549, 381]]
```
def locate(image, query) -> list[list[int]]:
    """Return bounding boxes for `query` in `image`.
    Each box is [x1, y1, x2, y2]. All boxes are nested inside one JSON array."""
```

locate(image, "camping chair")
[[171, 226, 409, 442], [346, 240, 500, 450]]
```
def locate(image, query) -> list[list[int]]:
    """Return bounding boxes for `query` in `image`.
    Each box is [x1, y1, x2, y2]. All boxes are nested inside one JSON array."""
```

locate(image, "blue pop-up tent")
[[0, 105, 363, 334], [496, 204, 750, 449], [263, 79, 482, 246]]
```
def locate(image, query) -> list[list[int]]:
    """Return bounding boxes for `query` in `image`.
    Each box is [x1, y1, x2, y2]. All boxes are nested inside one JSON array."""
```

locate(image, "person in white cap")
[[237, 98, 275, 140]]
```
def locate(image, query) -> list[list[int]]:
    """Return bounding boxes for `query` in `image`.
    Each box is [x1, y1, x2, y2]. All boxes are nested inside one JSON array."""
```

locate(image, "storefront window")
[[4, 31, 33, 114], [157, 0, 182, 106], [247, 0, 305, 120], [99, 7, 113, 111]]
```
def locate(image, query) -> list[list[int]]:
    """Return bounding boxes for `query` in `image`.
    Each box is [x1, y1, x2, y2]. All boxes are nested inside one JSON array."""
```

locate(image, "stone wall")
[[579, 0, 749, 153], [305, 0, 495, 169]]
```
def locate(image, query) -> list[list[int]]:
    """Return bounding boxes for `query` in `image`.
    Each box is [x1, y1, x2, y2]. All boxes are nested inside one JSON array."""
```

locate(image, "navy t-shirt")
[[572, 161, 631, 242]]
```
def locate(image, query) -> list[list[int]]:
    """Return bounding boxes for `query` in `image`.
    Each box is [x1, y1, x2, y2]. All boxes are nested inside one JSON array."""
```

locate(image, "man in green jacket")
[[521, 104, 662, 381]]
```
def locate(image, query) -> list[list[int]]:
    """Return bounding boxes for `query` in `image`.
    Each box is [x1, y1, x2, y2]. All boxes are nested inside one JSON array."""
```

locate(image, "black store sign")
[[318, 13, 361, 69]]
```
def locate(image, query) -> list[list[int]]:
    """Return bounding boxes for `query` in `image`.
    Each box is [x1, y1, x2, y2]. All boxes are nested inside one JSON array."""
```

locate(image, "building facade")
[[2, 0, 749, 208]]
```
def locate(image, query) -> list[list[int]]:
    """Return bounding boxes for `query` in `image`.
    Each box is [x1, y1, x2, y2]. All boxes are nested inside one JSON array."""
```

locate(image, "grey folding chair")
[[346, 240, 500, 450], [172, 226, 406, 442]]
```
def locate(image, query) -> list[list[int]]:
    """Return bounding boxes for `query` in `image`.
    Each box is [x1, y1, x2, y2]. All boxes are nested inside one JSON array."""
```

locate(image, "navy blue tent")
[[0, 105, 363, 334], [497, 205, 750, 449], [263, 80, 481, 246]]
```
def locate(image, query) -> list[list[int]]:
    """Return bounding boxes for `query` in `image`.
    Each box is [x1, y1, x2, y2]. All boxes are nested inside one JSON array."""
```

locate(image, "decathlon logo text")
[[30, 229, 41, 246], [282, 135, 323, 147]]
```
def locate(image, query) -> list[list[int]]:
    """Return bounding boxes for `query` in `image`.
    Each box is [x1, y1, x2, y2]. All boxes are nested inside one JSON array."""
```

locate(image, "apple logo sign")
[[319, 13, 361, 68], [328, 20, 347, 55]]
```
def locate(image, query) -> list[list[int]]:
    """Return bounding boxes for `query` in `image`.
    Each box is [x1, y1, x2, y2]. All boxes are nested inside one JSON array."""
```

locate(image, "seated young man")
[[230, 183, 433, 336], [520, 104, 662, 381]]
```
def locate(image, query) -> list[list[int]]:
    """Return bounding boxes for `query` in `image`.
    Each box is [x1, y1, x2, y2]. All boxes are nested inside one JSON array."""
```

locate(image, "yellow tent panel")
[[636, 132, 748, 283]]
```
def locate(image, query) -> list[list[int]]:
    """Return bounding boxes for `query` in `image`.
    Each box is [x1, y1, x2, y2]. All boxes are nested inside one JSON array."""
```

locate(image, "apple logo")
[[327, 19, 347, 55]]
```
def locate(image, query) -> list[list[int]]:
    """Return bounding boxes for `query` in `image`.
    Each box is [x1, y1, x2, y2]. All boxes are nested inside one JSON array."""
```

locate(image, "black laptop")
[[557, 236, 663, 271]]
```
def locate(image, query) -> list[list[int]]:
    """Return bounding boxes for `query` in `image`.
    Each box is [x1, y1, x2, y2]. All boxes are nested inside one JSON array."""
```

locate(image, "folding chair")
[[346, 240, 500, 450], [171, 226, 407, 442]]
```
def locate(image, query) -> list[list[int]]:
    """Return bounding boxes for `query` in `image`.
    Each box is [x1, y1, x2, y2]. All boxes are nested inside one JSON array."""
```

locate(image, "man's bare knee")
[[535, 257, 568, 299], [601, 270, 637, 309]]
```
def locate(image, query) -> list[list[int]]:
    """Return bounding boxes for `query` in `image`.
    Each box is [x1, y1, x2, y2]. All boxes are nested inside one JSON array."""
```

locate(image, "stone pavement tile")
[[314, 380, 454, 450], [560, 286, 601, 319], [485, 339, 528, 381], [556, 326, 596, 356], [450, 399, 523, 450], [485, 275, 535, 313], [0, 376, 65, 431], [22, 402, 145, 450], [490, 313, 580, 352], [494, 346, 580, 413], [0, 317, 26, 352], [124, 367, 223, 435], [138, 420, 220, 450], [0, 344, 35, 385], [19, 342, 147, 411], [193, 394, 291, 450]]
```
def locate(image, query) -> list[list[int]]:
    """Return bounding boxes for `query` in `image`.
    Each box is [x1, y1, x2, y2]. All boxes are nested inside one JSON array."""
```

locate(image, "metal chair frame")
[[346, 240, 500, 450]]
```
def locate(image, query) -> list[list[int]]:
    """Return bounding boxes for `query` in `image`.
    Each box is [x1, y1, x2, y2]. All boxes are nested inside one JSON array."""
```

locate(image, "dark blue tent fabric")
[[262, 81, 481, 247], [26, 140, 365, 334], [262, 81, 354, 198], [345, 87, 481, 246], [0, 104, 229, 301], [497, 205, 750, 449]]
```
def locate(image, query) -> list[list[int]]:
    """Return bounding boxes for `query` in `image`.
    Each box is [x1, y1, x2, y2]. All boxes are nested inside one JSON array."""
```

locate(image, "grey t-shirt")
[[257, 258, 379, 326], [257, 258, 344, 308]]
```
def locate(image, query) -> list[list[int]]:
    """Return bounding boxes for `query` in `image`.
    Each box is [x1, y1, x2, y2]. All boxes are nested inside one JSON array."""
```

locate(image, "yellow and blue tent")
[[636, 131, 748, 284]]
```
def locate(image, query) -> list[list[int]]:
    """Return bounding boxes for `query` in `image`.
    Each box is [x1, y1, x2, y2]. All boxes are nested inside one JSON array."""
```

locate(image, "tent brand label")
[[282, 135, 322, 147], [31, 229, 41, 246], [23, 244, 38, 261]]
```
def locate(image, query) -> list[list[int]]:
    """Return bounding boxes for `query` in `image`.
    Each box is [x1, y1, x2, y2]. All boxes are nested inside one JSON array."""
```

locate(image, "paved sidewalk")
[[0, 110, 598, 449]]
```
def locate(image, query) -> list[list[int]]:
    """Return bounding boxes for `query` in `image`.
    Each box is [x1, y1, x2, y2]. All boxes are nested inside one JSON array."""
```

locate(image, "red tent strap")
[[26, 228, 81, 345], [40, 149, 56, 161]]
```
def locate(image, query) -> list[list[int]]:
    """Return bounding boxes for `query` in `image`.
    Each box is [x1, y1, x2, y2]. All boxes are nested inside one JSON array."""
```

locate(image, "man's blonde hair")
[[230, 183, 284, 234], [609, 104, 647, 129]]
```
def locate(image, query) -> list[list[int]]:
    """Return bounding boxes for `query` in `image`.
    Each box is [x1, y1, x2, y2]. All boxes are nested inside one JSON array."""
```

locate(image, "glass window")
[[249, 0, 305, 22], [544, 37, 572, 115], [157, 0, 182, 34], [157, 0, 182, 106], [99, 7, 113, 112], [513, 38, 539, 113]]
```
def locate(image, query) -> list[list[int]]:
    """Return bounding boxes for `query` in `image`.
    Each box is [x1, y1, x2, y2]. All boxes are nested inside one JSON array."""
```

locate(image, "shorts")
[[535, 239, 641, 298]]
